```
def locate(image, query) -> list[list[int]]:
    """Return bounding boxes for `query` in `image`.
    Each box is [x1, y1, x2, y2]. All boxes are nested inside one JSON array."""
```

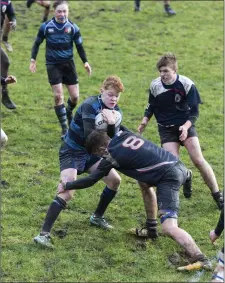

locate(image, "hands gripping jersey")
[[65, 130, 180, 190], [144, 75, 202, 126], [64, 95, 122, 150], [31, 17, 87, 64]]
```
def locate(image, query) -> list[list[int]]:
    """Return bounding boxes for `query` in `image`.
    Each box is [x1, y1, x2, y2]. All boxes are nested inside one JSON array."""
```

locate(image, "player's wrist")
[[84, 62, 89, 67], [30, 58, 36, 62]]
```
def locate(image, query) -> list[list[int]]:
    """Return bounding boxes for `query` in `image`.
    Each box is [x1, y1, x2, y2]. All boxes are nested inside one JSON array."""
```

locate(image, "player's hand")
[[84, 62, 92, 76], [57, 182, 66, 194], [179, 125, 188, 141], [29, 61, 37, 73], [209, 229, 219, 243], [9, 20, 17, 31], [102, 109, 116, 125], [137, 123, 147, 134], [5, 75, 17, 84]]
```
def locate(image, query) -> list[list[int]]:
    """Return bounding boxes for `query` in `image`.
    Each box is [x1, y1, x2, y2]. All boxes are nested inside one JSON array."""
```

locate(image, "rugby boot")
[[90, 213, 113, 230], [34, 233, 54, 248], [2, 89, 16, 109], [178, 254, 212, 271], [164, 4, 176, 16], [129, 219, 158, 240]]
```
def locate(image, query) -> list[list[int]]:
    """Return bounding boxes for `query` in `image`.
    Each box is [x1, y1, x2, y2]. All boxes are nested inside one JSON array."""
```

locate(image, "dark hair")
[[53, 0, 68, 10], [85, 130, 110, 154], [156, 52, 178, 71]]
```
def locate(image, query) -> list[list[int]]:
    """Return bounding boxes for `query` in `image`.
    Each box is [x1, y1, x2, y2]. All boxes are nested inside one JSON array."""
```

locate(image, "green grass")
[[1, 1, 224, 282]]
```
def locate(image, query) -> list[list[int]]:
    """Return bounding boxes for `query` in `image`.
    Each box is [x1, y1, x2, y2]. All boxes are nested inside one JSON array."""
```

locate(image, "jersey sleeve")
[[65, 159, 114, 190], [144, 90, 155, 119], [72, 23, 83, 45], [1, 77, 6, 86], [214, 207, 224, 237], [81, 103, 96, 138], [187, 84, 203, 107], [31, 24, 46, 59]]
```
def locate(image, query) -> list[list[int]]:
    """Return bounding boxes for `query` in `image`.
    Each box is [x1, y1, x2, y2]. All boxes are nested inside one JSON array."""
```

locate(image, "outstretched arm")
[[57, 159, 114, 193]]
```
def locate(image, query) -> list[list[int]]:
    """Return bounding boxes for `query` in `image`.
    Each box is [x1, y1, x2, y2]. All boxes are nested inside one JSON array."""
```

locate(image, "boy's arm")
[[64, 159, 114, 190]]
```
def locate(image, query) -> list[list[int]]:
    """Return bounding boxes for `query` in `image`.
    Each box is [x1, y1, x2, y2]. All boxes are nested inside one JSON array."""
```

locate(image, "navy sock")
[[2, 35, 8, 42], [94, 186, 117, 217], [54, 104, 68, 131], [41, 196, 67, 234], [67, 98, 77, 112]]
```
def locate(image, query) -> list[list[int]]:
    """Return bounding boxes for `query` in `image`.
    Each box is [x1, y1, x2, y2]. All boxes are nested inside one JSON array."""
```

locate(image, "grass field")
[[1, 1, 224, 282]]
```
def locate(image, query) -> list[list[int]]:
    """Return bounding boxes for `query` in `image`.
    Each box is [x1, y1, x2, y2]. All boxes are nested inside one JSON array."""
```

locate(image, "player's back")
[[108, 130, 179, 185]]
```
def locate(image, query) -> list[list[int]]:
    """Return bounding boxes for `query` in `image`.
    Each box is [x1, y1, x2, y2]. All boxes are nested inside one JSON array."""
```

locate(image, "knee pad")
[[159, 209, 178, 224]]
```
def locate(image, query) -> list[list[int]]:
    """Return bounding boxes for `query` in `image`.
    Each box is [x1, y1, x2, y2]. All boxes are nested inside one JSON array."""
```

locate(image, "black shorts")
[[59, 142, 100, 174], [156, 161, 187, 215], [158, 124, 197, 146], [46, 60, 78, 85]]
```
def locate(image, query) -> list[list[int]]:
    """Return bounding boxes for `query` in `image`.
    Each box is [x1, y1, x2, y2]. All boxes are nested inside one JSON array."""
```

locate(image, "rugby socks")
[[41, 196, 67, 234], [66, 98, 77, 127], [94, 186, 117, 217], [2, 35, 8, 42], [54, 104, 68, 132], [146, 219, 158, 239]]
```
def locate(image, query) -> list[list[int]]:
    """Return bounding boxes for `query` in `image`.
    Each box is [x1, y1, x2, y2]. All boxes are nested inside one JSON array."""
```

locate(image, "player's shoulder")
[[178, 74, 195, 86], [42, 19, 53, 29], [149, 77, 165, 96], [83, 95, 98, 104], [81, 95, 99, 110], [177, 75, 195, 94], [68, 19, 79, 31], [150, 77, 162, 89]]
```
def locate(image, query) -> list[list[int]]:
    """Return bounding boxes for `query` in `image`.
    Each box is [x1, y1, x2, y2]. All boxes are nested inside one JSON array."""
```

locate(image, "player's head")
[[85, 130, 110, 155], [100, 76, 124, 109], [156, 53, 178, 85], [53, 0, 69, 23]]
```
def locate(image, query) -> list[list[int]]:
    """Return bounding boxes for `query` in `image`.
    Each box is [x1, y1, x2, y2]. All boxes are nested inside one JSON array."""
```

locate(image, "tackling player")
[[57, 129, 211, 270]]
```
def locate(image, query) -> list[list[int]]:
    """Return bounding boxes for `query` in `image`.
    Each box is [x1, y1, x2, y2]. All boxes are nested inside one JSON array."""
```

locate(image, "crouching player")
[[58, 129, 211, 270]]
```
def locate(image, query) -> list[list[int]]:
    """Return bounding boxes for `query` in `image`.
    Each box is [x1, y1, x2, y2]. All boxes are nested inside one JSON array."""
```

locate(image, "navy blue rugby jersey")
[[107, 130, 178, 184], [64, 95, 122, 150], [144, 75, 202, 126], [65, 130, 180, 190], [31, 17, 85, 64]]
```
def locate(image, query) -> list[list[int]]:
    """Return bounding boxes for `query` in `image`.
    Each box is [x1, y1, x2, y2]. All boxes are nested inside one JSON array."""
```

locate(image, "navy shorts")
[[156, 161, 187, 215], [59, 142, 100, 174], [158, 124, 198, 146], [46, 60, 78, 85]]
